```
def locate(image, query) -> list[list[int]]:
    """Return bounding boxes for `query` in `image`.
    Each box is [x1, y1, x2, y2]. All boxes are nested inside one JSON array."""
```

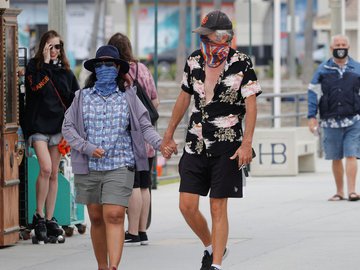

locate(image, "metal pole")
[[295, 95, 300, 126], [154, 0, 158, 87], [48, 0, 67, 44], [303, 0, 314, 84], [341, 0, 345, 35], [214, 0, 221, 10], [89, 0, 101, 58], [273, 0, 281, 128], [191, 0, 196, 52], [248, 0, 252, 56], [133, 0, 139, 56], [358, 0, 360, 60], [175, 0, 187, 82], [271, 98, 275, 127], [152, 0, 158, 190], [103, 0, 107, 44], [288, 0, 296, 80], [329, 0, 344, 36]]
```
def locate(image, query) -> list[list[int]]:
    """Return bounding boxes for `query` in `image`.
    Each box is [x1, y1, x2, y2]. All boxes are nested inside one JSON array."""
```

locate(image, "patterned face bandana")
[[94, 64, 118, 96], [200, 35, 230, 68]]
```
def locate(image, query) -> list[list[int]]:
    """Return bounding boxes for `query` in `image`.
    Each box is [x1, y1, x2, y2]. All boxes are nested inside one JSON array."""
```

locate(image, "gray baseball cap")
[[192, 10, 233, 35]]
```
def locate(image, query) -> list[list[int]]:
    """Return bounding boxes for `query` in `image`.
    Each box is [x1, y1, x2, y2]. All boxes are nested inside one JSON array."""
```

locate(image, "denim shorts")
[[323, 120, 360, 160], [74, 167, 135, 207], [28, 133, 62, 147]]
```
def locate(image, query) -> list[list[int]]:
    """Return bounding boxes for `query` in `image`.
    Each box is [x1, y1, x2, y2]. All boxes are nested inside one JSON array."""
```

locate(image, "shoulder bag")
[[131, 63, 159, 125]]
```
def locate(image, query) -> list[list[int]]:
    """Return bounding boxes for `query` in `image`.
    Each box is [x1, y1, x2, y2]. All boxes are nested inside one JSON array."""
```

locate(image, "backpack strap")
[[135, 62, 139, 80], [129, 62, 139, 83], [49, 79, 67, 110]]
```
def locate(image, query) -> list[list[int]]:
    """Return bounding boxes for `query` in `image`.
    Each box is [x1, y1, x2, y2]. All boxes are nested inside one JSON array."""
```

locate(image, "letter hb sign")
[[251, 128, 298, 176], [258, 143, 287, 165]]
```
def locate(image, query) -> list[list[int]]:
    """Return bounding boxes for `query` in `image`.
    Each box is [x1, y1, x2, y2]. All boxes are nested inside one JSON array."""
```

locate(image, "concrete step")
[[157, 81, 179, 100]]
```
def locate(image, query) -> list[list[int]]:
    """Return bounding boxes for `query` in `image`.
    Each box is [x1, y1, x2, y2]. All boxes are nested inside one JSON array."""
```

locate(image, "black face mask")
[[333, 48, 348, 59]]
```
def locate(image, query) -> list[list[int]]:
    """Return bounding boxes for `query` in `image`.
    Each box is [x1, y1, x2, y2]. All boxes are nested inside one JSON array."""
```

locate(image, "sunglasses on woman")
[[50, 44, 62, 50], [94, 61, 117, 68]]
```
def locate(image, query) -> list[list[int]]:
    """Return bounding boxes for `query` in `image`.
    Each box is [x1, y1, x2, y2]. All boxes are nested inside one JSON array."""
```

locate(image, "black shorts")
[[179, 151, 243, 198], [134, 157, 154, 189]]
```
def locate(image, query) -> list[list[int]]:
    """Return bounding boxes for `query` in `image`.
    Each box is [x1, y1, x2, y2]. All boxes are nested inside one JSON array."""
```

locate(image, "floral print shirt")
[[181, 48, 262, 157]]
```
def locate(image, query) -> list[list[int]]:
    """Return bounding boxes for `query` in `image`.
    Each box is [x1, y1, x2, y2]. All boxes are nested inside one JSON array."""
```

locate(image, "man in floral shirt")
[[161, 10, 261, 270]]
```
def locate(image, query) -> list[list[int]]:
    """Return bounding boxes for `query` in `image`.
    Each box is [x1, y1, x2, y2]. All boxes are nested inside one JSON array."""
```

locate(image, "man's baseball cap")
[[192, 10, 233, 35]]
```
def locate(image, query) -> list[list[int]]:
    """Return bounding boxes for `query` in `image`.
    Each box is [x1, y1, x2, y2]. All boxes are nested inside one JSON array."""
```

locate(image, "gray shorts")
[[74, 167, 135, 207], [28, 133, 62, 147]]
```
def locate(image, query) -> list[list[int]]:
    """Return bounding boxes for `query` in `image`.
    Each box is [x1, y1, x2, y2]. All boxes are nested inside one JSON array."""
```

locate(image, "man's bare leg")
[[179, 192, 211, 246], [332, 159, 344, 198], [345, 156, 358, 196], [210, 198, 228, 266]]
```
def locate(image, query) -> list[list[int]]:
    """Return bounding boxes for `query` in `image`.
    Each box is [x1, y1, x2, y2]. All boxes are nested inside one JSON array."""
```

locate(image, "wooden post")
[[0, 7, 22, 246]]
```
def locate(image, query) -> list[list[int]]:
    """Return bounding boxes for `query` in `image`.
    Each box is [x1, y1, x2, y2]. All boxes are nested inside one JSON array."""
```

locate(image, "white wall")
[[14, 0, 128, 61], [234, 0, 272, 46]]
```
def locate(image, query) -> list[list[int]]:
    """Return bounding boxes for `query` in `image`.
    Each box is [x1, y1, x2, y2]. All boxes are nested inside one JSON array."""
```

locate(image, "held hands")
[[308, 118, 319, 135], [92, 141, 177, 159], [230, 143, 253, 169], [92, 148, 105, 158], [160, 137, 178, 159], [43, 42, 52, 63]]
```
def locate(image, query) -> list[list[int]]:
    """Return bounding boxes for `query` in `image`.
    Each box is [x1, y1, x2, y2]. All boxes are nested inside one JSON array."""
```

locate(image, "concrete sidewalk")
[[1, 158, 360, 270]]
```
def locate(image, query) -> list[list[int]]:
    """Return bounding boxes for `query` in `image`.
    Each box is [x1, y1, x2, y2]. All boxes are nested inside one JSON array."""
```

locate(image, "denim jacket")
[[308, 57, 360, 120], [62, 86, 162, 174]]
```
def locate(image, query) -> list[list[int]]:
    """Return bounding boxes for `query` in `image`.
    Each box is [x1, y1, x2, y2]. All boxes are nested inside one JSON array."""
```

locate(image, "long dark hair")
[[108, 33, 137, 63], [34, 30, 70, 71]]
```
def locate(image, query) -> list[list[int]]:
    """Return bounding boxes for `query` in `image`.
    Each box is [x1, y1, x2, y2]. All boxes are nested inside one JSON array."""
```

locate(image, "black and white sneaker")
[[200, 250, 212, 270], [139, 231, 149, 245], [124, 231, 140, 246], [200, 248, 229, 270], [210, 266, 221, 270]]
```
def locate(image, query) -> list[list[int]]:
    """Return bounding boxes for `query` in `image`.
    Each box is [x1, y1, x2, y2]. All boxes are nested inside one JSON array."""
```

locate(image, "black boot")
[[46, 217, 63, 237], [32, 213, 47, 242]]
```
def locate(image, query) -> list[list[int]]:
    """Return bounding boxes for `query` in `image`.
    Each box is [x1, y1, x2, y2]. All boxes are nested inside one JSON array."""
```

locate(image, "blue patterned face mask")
[[94, 64, 118, 96]]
